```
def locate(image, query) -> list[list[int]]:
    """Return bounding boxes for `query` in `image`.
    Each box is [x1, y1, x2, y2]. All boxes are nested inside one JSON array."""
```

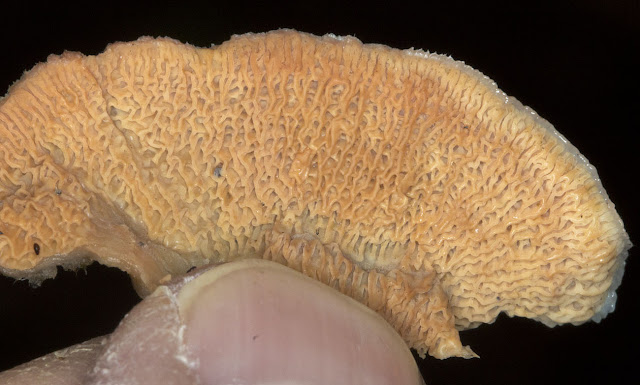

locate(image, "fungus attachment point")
[[0, 30, 631, 359]]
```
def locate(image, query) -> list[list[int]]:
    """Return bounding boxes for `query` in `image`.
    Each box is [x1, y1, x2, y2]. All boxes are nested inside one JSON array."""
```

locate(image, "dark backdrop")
[[1, 1, 638, 384]]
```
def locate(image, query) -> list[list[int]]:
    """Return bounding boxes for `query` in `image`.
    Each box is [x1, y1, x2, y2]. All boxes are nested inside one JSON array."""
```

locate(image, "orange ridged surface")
[[0, 30, 630, 358]]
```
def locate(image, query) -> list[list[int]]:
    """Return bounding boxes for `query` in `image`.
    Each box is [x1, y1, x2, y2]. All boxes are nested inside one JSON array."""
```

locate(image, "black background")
[[0, 1, 638, 384]]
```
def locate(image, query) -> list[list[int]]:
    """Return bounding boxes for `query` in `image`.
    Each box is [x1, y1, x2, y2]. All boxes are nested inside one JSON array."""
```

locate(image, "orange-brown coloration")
[[0, 30, 630, 358]]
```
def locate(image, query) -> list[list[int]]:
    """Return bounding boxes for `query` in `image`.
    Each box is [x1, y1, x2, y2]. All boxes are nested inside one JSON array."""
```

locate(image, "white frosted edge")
[[592, 251, 628, 323], [0, 253, 92, 287]]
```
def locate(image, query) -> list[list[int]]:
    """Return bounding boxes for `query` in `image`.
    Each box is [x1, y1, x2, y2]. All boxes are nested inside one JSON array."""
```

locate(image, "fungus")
[[0, 30, 630, 359]]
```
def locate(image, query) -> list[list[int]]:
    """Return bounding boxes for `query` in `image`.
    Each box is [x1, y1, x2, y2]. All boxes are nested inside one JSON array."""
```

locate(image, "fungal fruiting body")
[[0, 30, 630, 359]]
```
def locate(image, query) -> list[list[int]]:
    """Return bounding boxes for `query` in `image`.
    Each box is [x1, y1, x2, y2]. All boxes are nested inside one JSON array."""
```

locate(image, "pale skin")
[[0, 260, 425, 385]]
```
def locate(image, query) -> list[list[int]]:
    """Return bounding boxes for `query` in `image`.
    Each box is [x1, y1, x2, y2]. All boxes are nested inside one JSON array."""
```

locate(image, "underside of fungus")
[[0, 30, 630, 359]]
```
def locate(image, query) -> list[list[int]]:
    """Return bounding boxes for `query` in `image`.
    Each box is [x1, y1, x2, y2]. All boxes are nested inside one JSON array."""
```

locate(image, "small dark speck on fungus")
[[214, 164, 223, 177]]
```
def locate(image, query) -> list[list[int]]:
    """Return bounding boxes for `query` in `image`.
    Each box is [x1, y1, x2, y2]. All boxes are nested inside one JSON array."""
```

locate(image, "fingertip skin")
[[0, 337, 105, 385], [179, 259, 424, 385], [87, 285, 199, 385], [79, 260, 424, 384]]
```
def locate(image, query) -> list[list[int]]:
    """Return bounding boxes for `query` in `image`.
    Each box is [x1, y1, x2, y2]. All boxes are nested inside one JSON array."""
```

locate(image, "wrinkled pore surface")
[[0, 30, 630, 358]]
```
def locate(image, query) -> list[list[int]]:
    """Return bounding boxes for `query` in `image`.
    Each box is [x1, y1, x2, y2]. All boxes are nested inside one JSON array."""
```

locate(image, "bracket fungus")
[[0, 30, 630, 359]]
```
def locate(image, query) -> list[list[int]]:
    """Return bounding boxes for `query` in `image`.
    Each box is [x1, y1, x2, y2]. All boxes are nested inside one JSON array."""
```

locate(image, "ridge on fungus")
[[0, 30, 631, 359]]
